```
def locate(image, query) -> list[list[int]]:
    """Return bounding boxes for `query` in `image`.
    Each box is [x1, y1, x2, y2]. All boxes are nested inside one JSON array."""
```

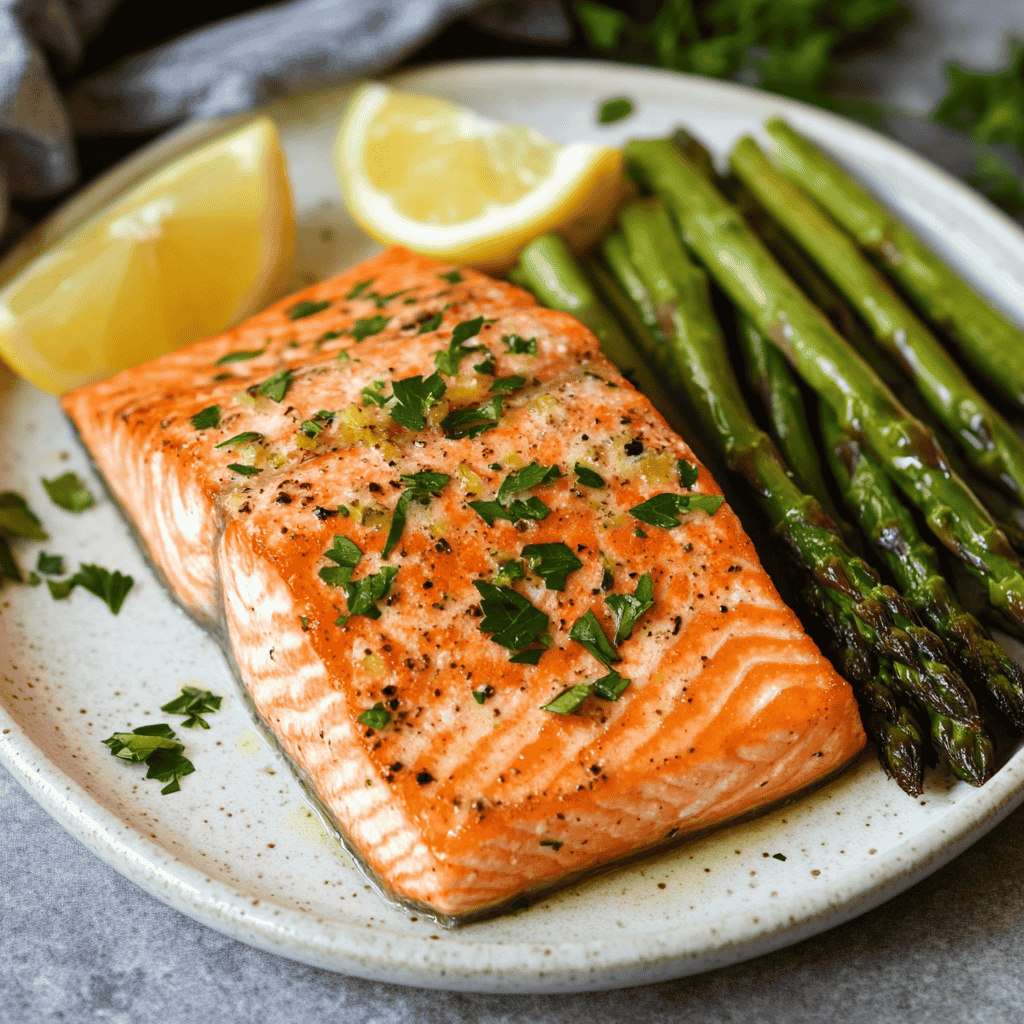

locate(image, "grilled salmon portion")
[[63, 246, 866, 922]]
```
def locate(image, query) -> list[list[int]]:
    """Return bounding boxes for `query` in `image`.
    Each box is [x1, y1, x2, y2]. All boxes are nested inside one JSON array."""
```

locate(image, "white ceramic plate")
[[4, 59, 1024, 995]]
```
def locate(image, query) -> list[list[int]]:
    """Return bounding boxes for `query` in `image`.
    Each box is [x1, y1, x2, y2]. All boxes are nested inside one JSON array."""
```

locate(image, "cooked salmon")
[[63, 246, 866, 923]]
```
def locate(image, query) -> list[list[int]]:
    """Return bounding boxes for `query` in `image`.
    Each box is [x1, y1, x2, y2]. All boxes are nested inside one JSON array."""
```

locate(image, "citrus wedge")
[[334, 83, 626, 272], [0, 118, 295, 395]]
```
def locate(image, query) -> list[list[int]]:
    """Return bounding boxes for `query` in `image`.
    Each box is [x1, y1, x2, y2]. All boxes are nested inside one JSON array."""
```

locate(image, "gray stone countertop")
[[5, 1, 1024, 1021]]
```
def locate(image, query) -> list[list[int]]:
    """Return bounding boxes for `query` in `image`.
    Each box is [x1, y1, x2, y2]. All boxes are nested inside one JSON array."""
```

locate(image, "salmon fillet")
[[63, 246, 866, 923]]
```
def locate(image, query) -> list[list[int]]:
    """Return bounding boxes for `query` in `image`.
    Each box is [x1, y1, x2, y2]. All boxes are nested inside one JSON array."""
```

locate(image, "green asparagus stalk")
[[763, 117, 1024, 414], [736, 313, 847, 528], [729, 135, 1024, 500], [821, 401, 1024, 728], [624, 137, 1024, 634], [607, 198, 991, 787]]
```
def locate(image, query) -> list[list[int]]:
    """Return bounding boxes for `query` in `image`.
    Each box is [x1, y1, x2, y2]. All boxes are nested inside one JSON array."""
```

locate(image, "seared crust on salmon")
[[63, 247, 866, 922]]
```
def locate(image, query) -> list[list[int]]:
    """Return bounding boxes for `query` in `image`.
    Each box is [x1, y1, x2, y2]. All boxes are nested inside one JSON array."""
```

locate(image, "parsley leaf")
[[400, 471, 450, 496], [227, 464, 262, 477], [161, 686, 223, 729], [358, 703, 391, 729], [494, 559, 526, 586], [438, 269, 463, 284], [286, 299, 331, 320], [440, 395, 503, 439], [434, 316, 488, 375], [468, 496, 550, 526], [503, 333, 537, 355], [521, 542, 583, 591], [574, 463, 606, 488], [36, 552, 63, 575], [541, 684, 593, 715], [389, 373, 447, 431], [41, 473, 94, 514], [382, 472, 449, 560], [473, 354, 497, 375], [352, 315, 390, 341], [257, 369, 293, 403], [568, 609, 620, 667], [509, 647, 546, 665], [606, 572, 655, 645], [473, 580, 549, 654], [47, 563, 134, 614], [319, 535, 362, 587], [497, 461, 563, 503], [361, 381, 390, 408], [214, 431, 263, 449], [215, 347, 265, 365], [104, 724, 194, 795], [599, 97, 634, 123], [190, 405, 221, 430], [678, 459, 699, 487], [0, 537, 19, 582], [417, 310, 443, 334], [338, 566, 399, 623], [0, 492, 48, 539], [592, 668, 631, 701], [629, 492, 723, 527], [489, 374, 527, 394], [346, 279, 374, 300]]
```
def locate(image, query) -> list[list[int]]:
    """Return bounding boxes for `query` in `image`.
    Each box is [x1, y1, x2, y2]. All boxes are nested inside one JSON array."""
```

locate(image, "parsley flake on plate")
[[629, 492, 723, 528], [161, 686, 223, 729], [606, 572, 655, 645], [190, 405, 221, 430], [36, 552, 63, 575], [46, 563, 134, 613], [521, 542, 583, 591], [41, 472, 94, 513], [103, 723, 195, 795], [0, 491, 47, 539], [568, 609, 620, 667], [598, 96, 634, 124], [286, 299, 331, 320]]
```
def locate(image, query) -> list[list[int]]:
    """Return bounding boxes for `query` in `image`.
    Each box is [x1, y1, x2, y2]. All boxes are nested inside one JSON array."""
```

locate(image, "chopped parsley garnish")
[[0, 537, 20, 582], [503, 333, 537, 355], [473, 580, 549, 656], [190, 405, 221, 430], [629, 492, 723, 527], [215, 346, 266, 365], [358, 703, 391, 730], [592, 669, 631, 701], [509, 647, 546, 665], [467, 496, 550, 526], [773, 853, 787, 862], [521, 542, 583, 591], [606, 572, 655, 645], [103, 723, 194, 794], [678, 459, 699, 487], [286, 299, 331, 320], [361, 380, 390, 408], [472, 689, 487, 704], [497, 461, 563, 503], [473, 354, 497, 375], [598, 96, 634, 124], [382, 471, 450, 560], [36, 552, 63, 575], [493, 559, 526, 586], [300, 410, 335, 437], [338, 566, 398, 623], [541, 684, 593, 715], [257, 369, 293, 403], [417, 310, 443, 334], [369, 289, 408, 308], [160, 686, 223, 729], [438, 269, 463, 284], [46, 563, 133, 614], [352, 315, 390, 341], [489, 374, 527, 394], [346, 279, 374, 300], [389, 372, 446, 431], [318, 534, 363, 587], [434, 316, 489, 375], [440, 395, 503, 439], [574, 463, 606, 488], [227, 464, 262, 477], [215, 431, 262, 449], [0, 492, 48, 539], [41, 473, 94, 513], [540, 838, 564, 850], [568, 609, 620, 667]]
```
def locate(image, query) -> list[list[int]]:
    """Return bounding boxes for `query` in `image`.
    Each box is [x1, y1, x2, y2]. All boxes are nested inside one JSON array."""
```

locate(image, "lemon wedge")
[[334, 84, 625, 272], [0, 118, 295, 395]]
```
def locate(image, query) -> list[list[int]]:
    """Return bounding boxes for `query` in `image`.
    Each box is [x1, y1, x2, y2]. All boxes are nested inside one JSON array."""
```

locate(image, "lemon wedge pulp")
[[335, 84, 625, 272], [0, 118, 295, 395]]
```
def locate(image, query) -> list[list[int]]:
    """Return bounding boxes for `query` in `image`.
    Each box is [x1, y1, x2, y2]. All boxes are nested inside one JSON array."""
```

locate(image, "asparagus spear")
[[607, 199, 991, 788], [763, 117, 1024, 414], [625, 138, 1024, 634], [729, 135, 1024, 500], [820, 400, 1024, 728]]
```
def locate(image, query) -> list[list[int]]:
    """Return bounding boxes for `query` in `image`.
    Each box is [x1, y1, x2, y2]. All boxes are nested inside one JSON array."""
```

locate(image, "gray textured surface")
[[5, 760, 1024, 1022]]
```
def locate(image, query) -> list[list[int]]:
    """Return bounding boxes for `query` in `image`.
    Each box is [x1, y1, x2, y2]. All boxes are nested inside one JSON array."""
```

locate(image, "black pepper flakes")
[[416, 771, 435, 786], [313, 505, 338, 520]]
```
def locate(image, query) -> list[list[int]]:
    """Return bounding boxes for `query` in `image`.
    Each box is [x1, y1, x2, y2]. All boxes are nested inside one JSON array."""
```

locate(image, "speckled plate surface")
[[4, 60, 1024, 994]]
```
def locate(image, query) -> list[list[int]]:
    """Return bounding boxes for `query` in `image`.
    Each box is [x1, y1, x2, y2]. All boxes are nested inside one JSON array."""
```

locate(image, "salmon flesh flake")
[[63, 246, 866, 924]]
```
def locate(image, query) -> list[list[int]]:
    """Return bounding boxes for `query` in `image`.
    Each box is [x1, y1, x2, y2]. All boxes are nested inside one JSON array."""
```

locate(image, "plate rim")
[[4, 55, 1024, 994]]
